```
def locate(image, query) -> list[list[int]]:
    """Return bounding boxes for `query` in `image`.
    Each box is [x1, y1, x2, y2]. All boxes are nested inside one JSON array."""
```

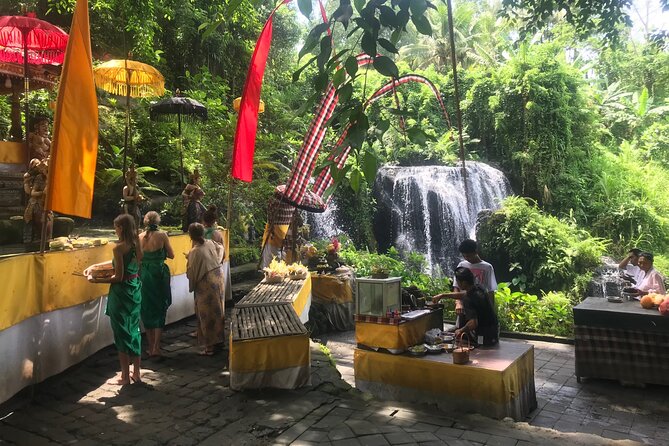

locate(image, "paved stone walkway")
[[1, 316, 667, 445]]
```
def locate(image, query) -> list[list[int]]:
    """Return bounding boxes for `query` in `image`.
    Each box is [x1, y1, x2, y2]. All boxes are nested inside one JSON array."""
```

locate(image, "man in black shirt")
[[448, 267, 499, 346]]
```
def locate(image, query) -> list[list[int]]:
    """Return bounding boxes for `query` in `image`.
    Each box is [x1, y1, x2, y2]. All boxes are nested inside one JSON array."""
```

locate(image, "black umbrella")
[[150, 94, 208, 184]]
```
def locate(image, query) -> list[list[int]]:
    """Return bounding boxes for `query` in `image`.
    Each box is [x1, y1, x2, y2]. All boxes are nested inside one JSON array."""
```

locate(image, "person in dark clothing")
[[434, 267, 499, 346], [182, 187, 206, 232]]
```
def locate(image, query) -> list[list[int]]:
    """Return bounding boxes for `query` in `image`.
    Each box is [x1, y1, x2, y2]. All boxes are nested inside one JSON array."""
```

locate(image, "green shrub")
[[229, 247, 260, 267], [478, 196, 607, 298], [495, 283, 573, 337], [339, 244, 451, 296]]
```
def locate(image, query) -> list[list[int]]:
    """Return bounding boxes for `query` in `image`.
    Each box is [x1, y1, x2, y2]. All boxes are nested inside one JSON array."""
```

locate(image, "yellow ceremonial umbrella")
[[233, 96, 265, 113], [94, 58, 165, 179]]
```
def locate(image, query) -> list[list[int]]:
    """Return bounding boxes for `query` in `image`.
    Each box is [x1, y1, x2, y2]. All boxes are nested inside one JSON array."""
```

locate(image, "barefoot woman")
[[139, 211, 174, 358], [186, 223, 225, 355], [86, 214, 143, 384]]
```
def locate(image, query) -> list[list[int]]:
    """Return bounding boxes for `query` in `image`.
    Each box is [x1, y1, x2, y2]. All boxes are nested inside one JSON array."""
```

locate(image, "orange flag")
[[46, 0, 98, 218]]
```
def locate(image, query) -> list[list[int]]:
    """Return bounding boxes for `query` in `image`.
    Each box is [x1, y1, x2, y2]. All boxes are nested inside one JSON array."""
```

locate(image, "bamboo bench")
[[229, 277, 312, 390]]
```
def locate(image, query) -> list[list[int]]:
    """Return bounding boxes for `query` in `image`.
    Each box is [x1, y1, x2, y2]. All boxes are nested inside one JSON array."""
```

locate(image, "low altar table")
[[309, 272, 355, 333], [573, 296, 669, 385], [234, 275, 311, 323], [355, 307, 443, 353], [354, 341, 536, 420], [229, 277, 312, 390]]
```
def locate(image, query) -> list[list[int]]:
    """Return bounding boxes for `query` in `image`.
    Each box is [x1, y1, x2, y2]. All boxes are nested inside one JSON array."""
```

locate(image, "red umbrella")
[[0, 13, 68, 145]]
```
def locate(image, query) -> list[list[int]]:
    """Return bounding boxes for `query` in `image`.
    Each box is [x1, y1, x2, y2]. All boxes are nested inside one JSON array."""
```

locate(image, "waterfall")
[[374, 162, 512, 275], [306, 199, 343, 239]]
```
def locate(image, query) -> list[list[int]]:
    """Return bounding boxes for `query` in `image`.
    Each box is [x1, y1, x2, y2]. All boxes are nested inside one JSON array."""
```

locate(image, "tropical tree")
[[399, 1, 511, 70]]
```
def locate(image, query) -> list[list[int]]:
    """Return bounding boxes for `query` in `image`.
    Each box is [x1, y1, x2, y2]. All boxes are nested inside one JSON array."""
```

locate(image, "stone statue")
[[28, 117, 51, 160], [122, 165, 143, 229], [23, 158, 53, 242]]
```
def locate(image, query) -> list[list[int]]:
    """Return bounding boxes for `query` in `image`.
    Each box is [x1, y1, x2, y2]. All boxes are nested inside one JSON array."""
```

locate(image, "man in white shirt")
[[618, 248, 644, 286], [633, 252, 666, 296], [452, 239, 498, 313]]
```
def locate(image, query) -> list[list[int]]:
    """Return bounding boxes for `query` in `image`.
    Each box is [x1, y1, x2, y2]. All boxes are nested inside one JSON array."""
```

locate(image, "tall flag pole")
[[43, 0, 98, 248]]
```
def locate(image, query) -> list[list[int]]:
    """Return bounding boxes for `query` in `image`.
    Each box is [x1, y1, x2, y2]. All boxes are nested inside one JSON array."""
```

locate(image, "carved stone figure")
[[28, 117, 51, 160], [23, 158, 53, 241], [122, 165, 143, 229]]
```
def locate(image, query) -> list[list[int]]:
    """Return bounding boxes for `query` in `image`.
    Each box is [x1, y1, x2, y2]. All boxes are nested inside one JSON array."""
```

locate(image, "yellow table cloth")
[[355, 309, 442, 352], [0, 234, 193, 332], [229, 333, 311, 390], [354, 341, 536, 420], [311, 273, 353, 304]]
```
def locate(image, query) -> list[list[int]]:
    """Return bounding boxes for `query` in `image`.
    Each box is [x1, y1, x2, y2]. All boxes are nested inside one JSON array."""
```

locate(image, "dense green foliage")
[[495, 284, 574, 337], [2, 0, 669, 336], [477, 197, 607, 299], [339, 244, 451, 296]]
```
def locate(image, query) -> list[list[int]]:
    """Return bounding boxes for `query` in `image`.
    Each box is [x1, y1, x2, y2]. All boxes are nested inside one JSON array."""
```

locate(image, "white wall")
[[0, 274, 193, 404]]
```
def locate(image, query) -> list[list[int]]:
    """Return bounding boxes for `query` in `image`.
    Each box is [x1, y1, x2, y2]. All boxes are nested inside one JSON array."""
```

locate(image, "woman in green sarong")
[[139, 211, 174, 358], [86, 214, 143, 385]]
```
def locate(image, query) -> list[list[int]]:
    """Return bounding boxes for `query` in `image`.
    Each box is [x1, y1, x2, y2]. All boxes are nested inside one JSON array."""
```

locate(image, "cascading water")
[[306, 199, 343, 239], [374, 162, 512, 275]]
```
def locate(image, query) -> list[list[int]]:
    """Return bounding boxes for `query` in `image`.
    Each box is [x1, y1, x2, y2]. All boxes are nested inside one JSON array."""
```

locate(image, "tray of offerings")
[[86, 263, 114, 280]]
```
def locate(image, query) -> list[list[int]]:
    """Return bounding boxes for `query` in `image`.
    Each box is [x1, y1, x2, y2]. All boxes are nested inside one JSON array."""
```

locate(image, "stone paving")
[[1, 316, 668, 446]]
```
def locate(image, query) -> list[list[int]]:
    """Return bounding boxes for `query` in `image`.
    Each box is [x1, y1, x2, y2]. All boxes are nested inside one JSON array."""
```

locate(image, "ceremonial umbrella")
[[0, 13, 68, 143], [93, 58, 165, 180], [149, 93, 207, 184]]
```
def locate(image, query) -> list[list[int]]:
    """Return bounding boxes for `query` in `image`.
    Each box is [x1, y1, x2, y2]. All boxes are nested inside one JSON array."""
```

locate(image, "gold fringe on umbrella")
[[93, 59, 165, 98]]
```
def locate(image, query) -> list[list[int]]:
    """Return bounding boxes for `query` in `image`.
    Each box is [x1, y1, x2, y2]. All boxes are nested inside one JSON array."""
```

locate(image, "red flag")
[[231, 1, 289, 182]]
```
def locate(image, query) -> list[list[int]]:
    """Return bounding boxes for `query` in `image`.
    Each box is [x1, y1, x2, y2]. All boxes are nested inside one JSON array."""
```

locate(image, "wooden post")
[[23, 31, 30, 161], [446, 0, 467, 189], [122, 67, 130, 185]]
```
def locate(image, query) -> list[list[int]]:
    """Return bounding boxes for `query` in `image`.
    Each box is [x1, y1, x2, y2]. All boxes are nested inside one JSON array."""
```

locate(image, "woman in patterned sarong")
[[139, 211, 174, 358], [86, 214, 143, 384], [186, 223, 225, 356]]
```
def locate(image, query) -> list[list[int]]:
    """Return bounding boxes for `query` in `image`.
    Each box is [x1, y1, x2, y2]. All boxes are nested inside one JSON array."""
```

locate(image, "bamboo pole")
[[22, 30, 31, 161]]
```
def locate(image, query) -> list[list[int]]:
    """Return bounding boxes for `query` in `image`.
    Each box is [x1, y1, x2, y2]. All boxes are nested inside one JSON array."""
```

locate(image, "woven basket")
[[288, 272, 308, 280], [452, 333, 471, 365], [264, 274, 285, 284]]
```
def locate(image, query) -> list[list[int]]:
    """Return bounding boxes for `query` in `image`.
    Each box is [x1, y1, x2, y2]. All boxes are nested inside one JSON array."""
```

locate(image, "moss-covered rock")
[[53, 217, 75, 238], [0, 218, 23, 245]]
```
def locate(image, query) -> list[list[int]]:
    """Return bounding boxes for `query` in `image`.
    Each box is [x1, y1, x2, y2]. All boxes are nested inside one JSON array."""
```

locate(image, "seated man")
[[618, 248, 644, 285], [628, 252, 666, 296], [434, 267, 499, 346]]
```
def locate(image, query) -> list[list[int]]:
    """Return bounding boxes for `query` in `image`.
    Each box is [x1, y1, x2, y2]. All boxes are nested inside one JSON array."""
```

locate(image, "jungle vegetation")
[[1, 0, 668, 334]]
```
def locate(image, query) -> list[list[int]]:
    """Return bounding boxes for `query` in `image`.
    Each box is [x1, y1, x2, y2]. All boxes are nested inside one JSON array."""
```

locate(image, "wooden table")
[[229, 304, 310, 391], [354, 341, 536, 420], [236, 276, 311, 323], [229, 278, 312, 390], [573, 296, 669, 385]]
